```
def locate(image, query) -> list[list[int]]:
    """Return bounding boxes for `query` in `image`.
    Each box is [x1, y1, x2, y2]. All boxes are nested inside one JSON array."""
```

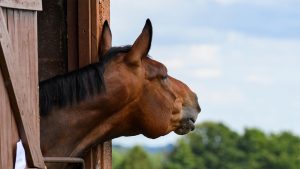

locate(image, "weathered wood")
[[0, 0, 42, 11], [0, 7, 20, 169], [83, 0, 112, 168], [67, 0, 111, 168], [78, 0, 91, 67], [67, 0, 79, 71], [100, 141, 112, 169], [0, 7, 44, 168], [97, 1, 111, 168], [91, 0, 99, 63], [38, 0, 67, 80], [0, 8, 19, 169], [0, 72, 14, 169], [91, 0, 110, 63]]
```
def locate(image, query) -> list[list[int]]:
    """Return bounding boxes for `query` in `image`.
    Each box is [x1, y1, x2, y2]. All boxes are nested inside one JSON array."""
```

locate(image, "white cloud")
[[193, 68, 222, 79], [214, 0, 239, 5], [203, 88, 245, 105], [213, 0, 297, 6], [245, 74, 273, 85], [152, 44, 221, 68], [226, 31, 300, 50], [188, 45, 221, 65]]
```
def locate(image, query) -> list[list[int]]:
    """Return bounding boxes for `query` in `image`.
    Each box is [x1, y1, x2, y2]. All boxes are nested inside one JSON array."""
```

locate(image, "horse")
[[39, 19, 201, 169]]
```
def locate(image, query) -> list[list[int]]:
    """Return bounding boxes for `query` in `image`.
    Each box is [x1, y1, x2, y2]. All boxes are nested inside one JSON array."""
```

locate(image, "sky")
[[14, 1, 300, 168], [111, 0, 300, 147]]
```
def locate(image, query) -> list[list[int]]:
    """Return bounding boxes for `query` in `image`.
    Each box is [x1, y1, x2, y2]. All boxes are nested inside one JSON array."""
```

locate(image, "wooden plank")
[[0, 0, 42, 11], [98, 1, 111, 168], [6, 8, 15, 169], [68, 0, 111, 168], [0, 74, 8, 169], [91, 0, 110, 63], [99, 0, 110, 32], [24, 10, 40, 156], [67, 0, 79, 71], [37, 0, 67, 80], [85, 0, 112, 168], [79, 0, 98, 167], [0, 72, 13, 169], [0, 7, 44, 168], [100, 141, 112, 169], [83, 149, 98, 169], [14, 9, 42, 168], [78, 0, 91, 68], [0, 7, 7, 169], [90, 0, 99, 63]]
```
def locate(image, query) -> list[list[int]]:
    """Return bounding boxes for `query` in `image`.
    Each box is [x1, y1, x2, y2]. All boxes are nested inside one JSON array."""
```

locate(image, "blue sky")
[[111, 0, 300, 146]]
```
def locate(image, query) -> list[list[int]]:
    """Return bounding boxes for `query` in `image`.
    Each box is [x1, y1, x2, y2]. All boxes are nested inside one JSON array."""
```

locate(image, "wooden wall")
[[38, 0, 112, 168], [68, 0, 112, 168], [0, 6, 44, 169], [38, 0, 67, 81]]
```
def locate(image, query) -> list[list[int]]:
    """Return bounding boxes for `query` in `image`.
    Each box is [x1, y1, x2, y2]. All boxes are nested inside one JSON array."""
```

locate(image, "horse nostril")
[[189, 118, 195, 123]]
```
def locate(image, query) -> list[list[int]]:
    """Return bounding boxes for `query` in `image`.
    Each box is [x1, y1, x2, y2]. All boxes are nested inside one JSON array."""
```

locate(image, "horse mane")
[[39, 45, 132, 116]]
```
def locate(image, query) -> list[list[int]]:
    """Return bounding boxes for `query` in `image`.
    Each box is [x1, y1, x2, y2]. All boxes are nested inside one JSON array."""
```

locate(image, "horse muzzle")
[[174, 105, 200, 135], [174, 118, 196, 135]]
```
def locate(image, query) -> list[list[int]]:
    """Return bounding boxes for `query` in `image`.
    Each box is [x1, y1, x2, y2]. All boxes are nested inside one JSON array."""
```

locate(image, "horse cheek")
[[141, 91, 173, 138]]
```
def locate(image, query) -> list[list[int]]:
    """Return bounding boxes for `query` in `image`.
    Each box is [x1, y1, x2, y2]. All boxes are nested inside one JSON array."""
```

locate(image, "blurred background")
[[110, 0, 300, 168]]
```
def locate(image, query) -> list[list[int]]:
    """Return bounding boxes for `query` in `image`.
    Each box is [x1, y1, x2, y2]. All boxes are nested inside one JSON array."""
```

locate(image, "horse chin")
[[174, 119, 195, 135]]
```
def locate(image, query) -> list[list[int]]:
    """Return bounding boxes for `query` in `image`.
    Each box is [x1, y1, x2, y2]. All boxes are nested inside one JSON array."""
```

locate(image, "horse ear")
[[99, 20, 112, 58], [127, 19, 153, 66]]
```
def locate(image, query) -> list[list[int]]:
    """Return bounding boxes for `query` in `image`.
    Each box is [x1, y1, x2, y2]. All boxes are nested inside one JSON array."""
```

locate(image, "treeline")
[[113, 122, 300, 169]]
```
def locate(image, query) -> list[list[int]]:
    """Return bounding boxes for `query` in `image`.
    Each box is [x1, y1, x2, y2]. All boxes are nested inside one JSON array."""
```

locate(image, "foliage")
[[163, 140, 198, 169], [112, 148, 125, 169], [114, 145, 154, 169], [113, 121, 300, 169]]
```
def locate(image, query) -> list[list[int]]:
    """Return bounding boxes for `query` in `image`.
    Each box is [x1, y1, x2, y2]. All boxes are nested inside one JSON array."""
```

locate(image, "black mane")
[[39, 45, 131, 116]]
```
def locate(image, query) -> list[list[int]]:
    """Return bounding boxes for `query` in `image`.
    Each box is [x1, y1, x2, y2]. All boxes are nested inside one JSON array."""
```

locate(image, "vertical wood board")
[[67, 0, 79, 71], [78, 0, 91, 67], [38, 0, 67, 80], [67, 0, 111, 168], [0, 7, 44, 169]]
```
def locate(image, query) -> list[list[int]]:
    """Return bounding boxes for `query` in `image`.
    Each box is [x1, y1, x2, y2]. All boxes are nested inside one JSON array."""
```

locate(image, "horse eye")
[[161, 75, 168, 81]]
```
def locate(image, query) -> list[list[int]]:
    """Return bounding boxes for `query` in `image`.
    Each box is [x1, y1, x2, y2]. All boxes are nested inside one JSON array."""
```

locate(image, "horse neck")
[[40, 94, 135, 158]]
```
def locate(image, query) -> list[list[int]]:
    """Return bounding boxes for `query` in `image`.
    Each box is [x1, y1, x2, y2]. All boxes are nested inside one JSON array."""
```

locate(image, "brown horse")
[[39, 19, 200, 168]]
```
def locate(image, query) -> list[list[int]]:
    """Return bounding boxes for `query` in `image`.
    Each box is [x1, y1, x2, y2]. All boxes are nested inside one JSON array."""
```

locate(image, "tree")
[[112, 148, 124, 169], [113, 122, 300, 169], [186, 122, 245, 169], [118, 146, 153, 169], [164, 140, 200, 169]]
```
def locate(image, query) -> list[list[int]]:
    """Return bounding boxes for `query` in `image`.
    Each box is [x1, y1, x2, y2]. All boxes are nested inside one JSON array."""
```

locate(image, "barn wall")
[[0, 7, 40, 168], [0, 65, 18, 169], [38, 0, 68, 81], [37, 0, 112, 168]]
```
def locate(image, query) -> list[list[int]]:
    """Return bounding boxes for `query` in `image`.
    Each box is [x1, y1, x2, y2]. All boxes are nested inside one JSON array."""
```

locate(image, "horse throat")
[[40, 94, 136, 158]]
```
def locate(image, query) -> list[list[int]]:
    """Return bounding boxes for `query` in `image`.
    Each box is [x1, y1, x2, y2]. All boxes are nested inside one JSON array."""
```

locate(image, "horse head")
[[40, 19, 201, 162], [99, 19, 201, 138]]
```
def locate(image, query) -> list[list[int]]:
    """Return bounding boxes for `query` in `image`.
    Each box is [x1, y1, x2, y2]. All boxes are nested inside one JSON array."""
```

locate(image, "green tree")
[[113, 121, 300, 169], [112, 148, 124, 169], [118, 146, 153, 169], [164, 140, 200, 169], [237, 129, 300, 169], [187, 122, 245, 169]]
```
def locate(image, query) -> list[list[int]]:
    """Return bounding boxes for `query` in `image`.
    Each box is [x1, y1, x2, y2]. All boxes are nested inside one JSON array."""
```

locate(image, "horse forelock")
[[39, 45, 133, 116]]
